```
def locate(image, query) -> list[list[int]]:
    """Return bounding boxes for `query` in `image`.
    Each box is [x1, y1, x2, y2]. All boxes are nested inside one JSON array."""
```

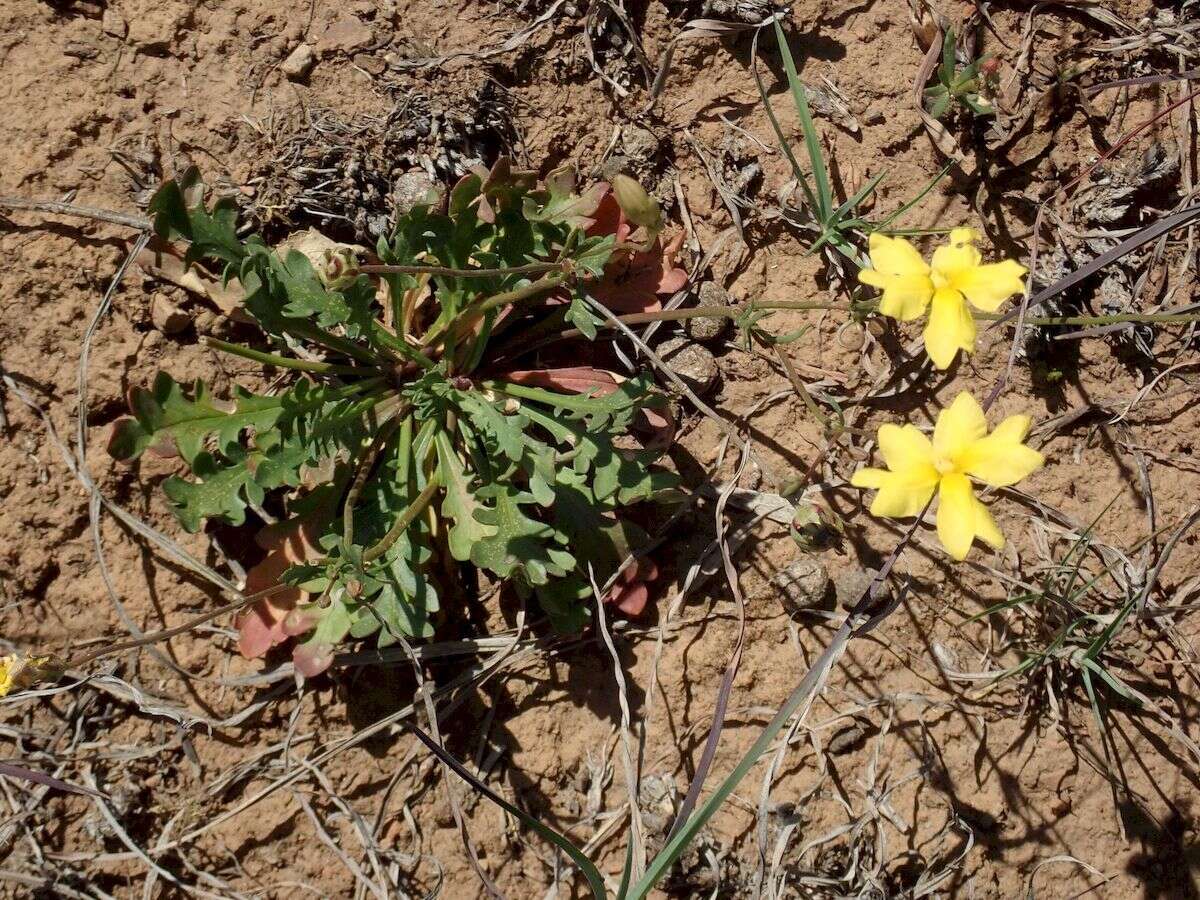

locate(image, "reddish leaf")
[[589, 230, 688, 314], [236, 518, 323, 659], [293, 641, 335, 678], [504, 366, 621, 395], [607, 557, 659, 617]]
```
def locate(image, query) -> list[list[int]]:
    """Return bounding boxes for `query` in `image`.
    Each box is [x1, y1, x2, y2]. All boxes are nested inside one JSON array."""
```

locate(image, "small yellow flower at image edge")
[[0, 653, 59, 698], [858, 227, 1028, 369], [850, 392, 1044, 560]]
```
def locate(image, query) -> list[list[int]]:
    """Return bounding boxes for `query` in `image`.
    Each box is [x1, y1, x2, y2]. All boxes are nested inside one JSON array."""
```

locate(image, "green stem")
[[282, 320, 381, 366], [770, 342, 831, 431], [370, 321, 437, 370], [361, 474, 441, 563], [201, 337, 374, 376], [474, 273, 565, 315], [978, 311, 1200, 327], [357, 261, 563, 279]]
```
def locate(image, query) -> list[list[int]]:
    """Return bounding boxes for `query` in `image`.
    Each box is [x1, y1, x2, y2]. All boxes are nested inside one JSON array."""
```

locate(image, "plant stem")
[[282, 320, 381, 366], [342, 414, 407, 554], [202, 337, 374, 376], [361, 475, 441, 563], [69, 585, 291, 668], [977, 311, 1200, 327], [357, 262, 563, 279], [474, 273, 565, 315], [770, 343, 831, 431]]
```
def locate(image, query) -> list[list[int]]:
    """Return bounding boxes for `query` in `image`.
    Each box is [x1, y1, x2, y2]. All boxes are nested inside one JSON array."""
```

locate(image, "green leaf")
[[565, 292, 603, 340], [534, 577, 591, 632], [435, 430, 497, 561], [269, 250, 375, 339], [109, 373, 287, 465], [470, 484, 575, 586], [456, 393, 526, 463], [574, 234, 616, 278], [774, 19, 833, 221], [162, 449, 263, 532], [524, 167, 607, 228], [148, 168, 247, 267]]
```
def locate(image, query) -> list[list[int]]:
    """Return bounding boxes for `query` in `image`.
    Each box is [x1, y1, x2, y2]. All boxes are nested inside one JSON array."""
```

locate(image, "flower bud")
[[611, 173, 662, 233]]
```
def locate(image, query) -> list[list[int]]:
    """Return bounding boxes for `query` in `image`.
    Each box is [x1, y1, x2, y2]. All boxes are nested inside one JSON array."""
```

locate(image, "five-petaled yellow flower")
[[858, 228, 1027, 369], [850, 392, 1044, 560]]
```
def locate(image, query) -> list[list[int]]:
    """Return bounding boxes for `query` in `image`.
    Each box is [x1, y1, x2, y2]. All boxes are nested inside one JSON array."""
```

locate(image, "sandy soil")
[[1, 0, 1199, 897]]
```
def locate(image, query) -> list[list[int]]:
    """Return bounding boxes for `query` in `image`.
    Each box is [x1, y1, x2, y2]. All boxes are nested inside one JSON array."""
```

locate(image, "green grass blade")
[[871, 162, 953, 232], [773, 19, 833, 221], [750, 29, 818, 214], [833, 171, 886, 222], [625, 613, 859, 899]]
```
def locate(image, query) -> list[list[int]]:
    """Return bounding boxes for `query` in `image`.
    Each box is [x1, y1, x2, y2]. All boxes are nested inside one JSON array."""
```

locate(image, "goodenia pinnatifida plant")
[[108, 164, 686, 675]]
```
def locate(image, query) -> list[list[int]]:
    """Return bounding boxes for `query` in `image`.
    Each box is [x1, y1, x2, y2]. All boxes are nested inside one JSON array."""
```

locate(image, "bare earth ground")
[[2, 0, 1200, 897]]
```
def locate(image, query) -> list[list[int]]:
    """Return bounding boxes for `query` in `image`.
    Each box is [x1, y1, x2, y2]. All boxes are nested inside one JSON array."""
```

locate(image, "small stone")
[[686, 281, 732, 342], [64, 42, 100, 60], [772, 558, 831, 615], [151, 295, 190, 335], [352, 52, 385, 75], [193, 310, 218, 334], [392, 171, 443, 214], [833, 566, 890, 611], [281, 43, 316, 80], [102, 8, 127, 38], [827, 721, 867, 755], [316, 18, 374, 55], [622, 125, 659, 162], [656, 337, 719, 396]]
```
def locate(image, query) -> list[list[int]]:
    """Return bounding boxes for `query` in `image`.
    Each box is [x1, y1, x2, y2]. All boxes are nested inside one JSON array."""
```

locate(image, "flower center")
[[933, 453, 959, 476]]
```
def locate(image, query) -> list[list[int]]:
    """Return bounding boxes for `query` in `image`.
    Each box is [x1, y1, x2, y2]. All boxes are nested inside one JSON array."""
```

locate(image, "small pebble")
[[686, 281, 732, 343], [392, 171, 444, 214], [833, 565, 890, 611], [281, 43, 316, 80], [656, 337, 719, 396], [772, 557, 831, 615], [151, 295, 190, 335]]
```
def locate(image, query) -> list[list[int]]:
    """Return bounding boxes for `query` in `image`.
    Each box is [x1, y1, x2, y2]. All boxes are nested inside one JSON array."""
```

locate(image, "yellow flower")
[[0, 653, 59, 698], [850, 392, 1044, 560], [858, 228, 1027, 369]]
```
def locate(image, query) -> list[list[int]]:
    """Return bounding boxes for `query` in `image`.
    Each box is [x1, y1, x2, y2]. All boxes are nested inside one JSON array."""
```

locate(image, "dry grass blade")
[[590, 568, 646, 886], [0, 762, 105, 799], [665, 447, 751, 841]]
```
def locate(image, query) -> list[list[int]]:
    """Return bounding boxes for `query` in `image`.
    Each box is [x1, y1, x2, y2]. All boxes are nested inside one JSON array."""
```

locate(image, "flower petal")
[[877, 274, 934, 321], [956, 259, 1027, 312], [866, 233, 930, 278], [971, 493, 1005, 550], [877, 423, 934, 471], [860, 234, 934, 321], [936, 472, 977, 560], [850, 466, 889, 489], [933, 392, 988, 462], [866, 466, 939, 518], [930, 240, 983, 284], [948, 227, 980, 246], [924, 288, 977, 369], [959, 415, 1044, 486]]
